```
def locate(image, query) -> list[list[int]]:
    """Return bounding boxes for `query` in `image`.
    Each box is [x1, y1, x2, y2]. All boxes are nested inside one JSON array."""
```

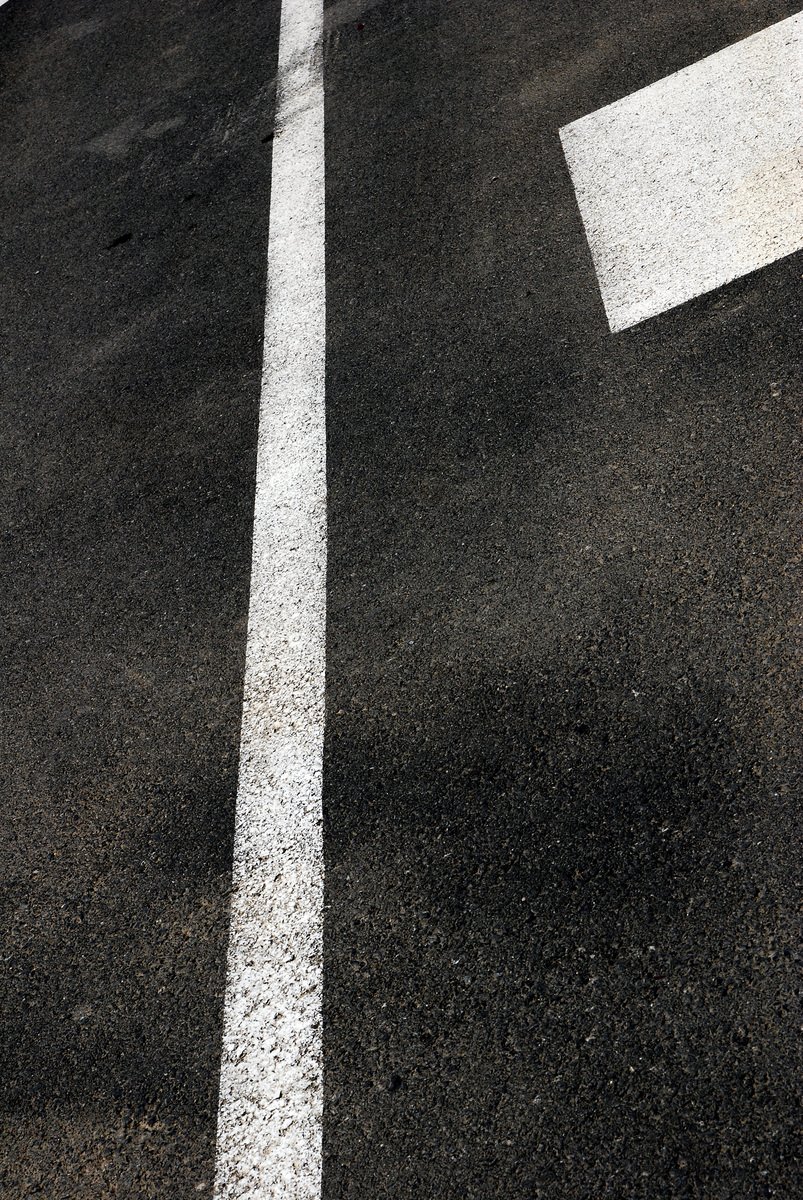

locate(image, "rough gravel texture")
[[1, 0, 801, 1196], [0, 0, 277, 1194], [321, 1, 802, 1197]]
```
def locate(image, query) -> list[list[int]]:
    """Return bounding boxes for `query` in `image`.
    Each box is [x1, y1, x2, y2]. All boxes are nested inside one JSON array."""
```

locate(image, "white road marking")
[[213, 0, 325, 1194], [560, 12, 803, 331]]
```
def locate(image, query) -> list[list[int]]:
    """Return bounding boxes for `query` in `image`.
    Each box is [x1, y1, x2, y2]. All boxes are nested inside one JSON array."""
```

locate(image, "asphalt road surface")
[[1, 1, 800, 1197]]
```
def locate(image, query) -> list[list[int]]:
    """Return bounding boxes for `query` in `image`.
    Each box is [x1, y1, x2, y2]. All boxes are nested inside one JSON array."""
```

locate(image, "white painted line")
[[560, 12, 803, 331], [213, 0, 325, 1195]]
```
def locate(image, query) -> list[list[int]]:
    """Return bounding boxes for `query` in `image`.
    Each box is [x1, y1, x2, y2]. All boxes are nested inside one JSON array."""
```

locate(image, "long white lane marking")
[[213, 0, 325, 1195], [560, 12, 803, 332]]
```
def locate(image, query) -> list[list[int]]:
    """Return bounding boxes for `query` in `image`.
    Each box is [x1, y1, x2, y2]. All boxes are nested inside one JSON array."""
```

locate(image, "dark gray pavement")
[[322, 2, 801, 1197], [0, 0, 277, 1193], [1, 0, 801, 1196]]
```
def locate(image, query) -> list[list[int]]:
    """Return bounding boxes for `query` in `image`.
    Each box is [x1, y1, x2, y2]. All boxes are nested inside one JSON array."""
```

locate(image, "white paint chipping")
[[213, 0, 325, 1195], [560, 12, 803, 331]]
